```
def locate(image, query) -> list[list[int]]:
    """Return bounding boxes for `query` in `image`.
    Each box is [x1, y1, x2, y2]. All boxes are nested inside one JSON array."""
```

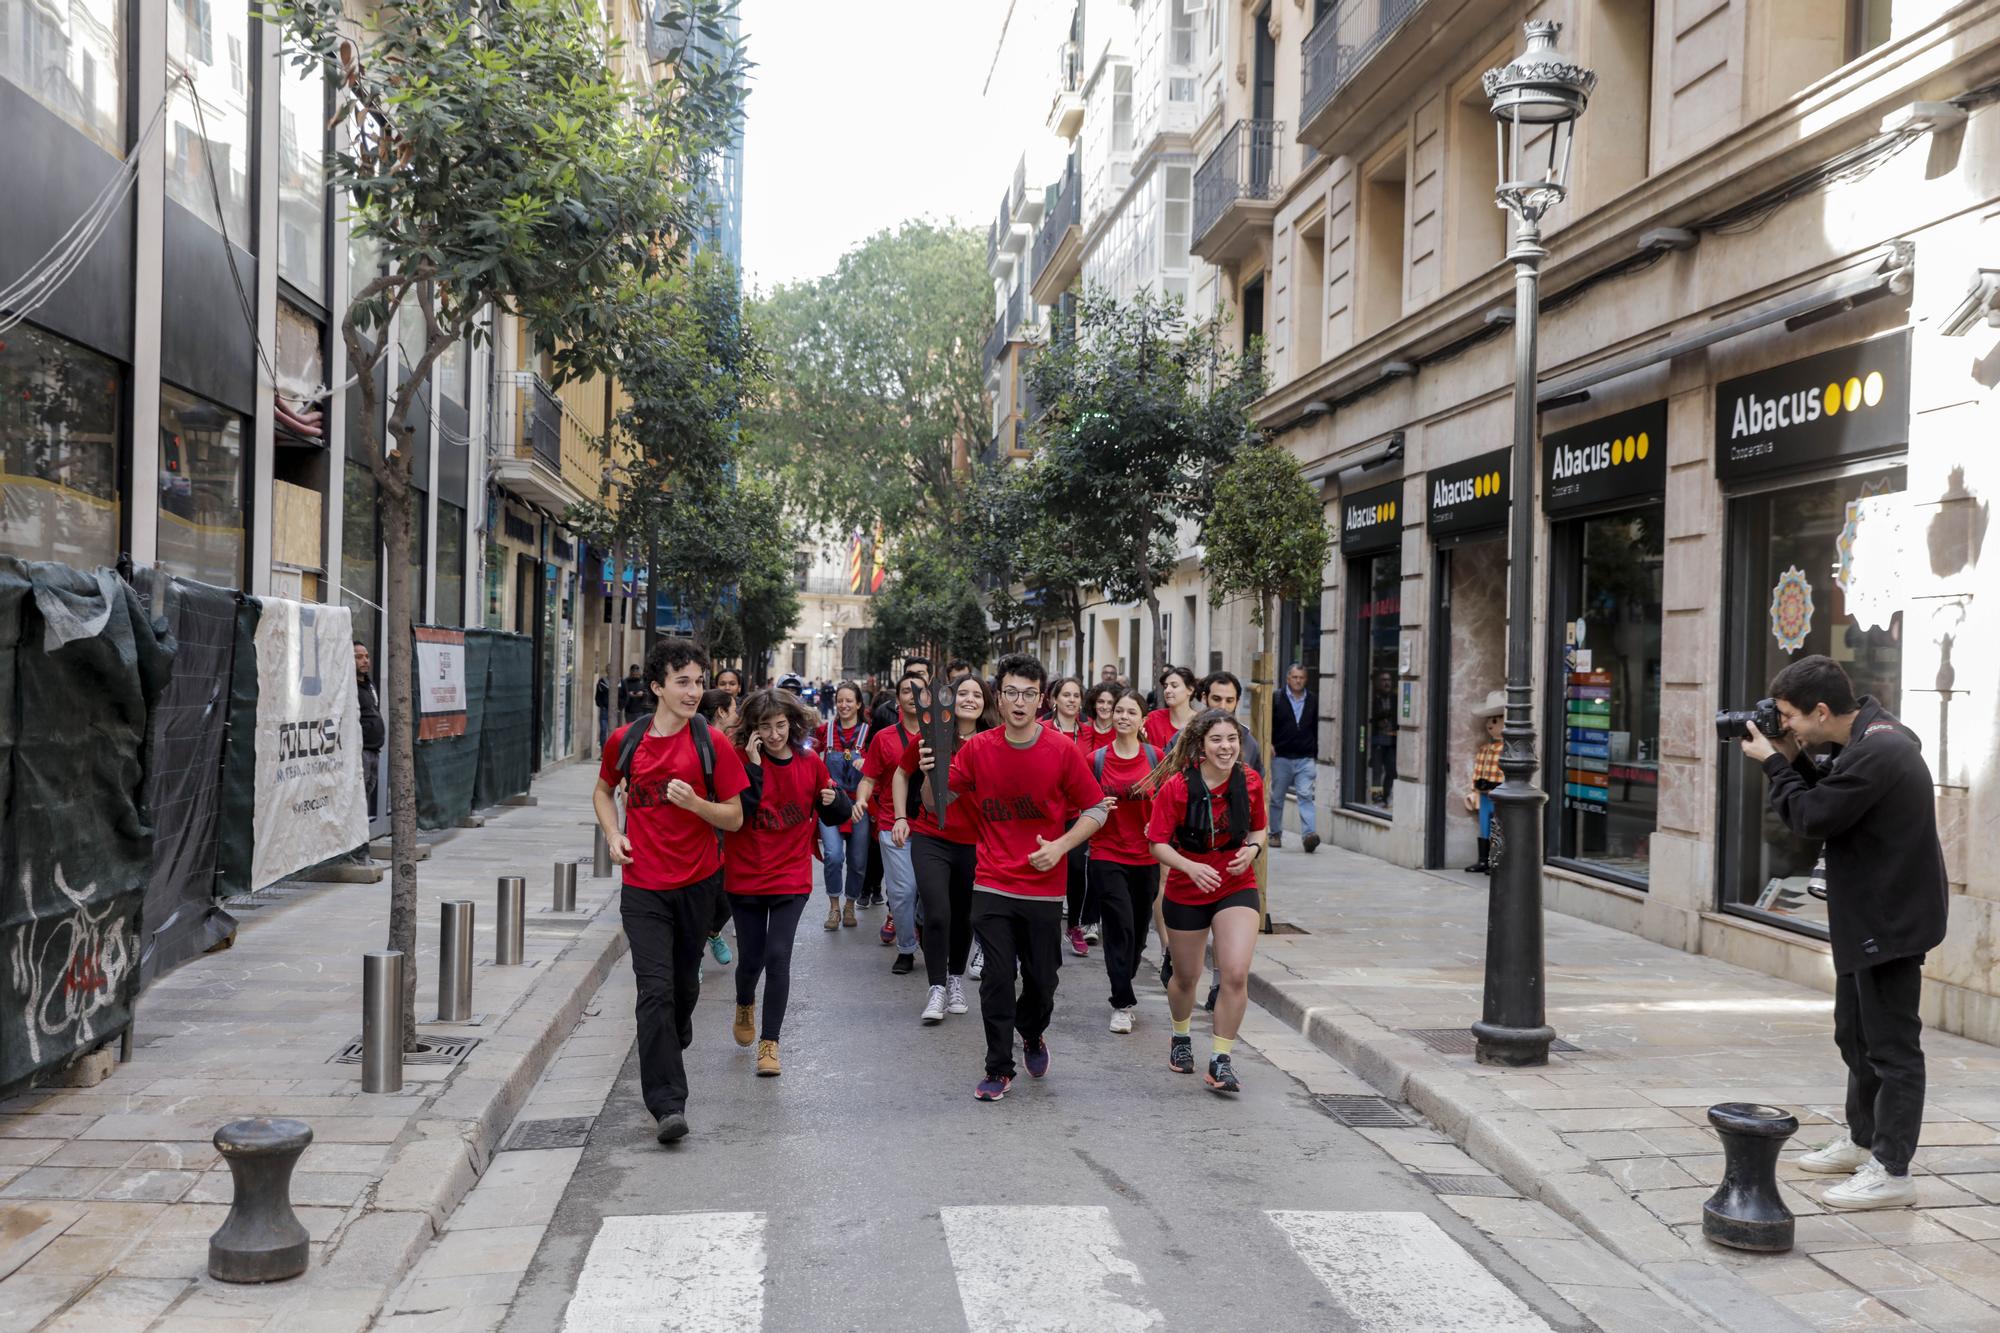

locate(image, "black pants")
[[970, 893, 1063, 1079], [862, 823, 884, 900], [706, 881, 733, 935], [1092, 859, 1159, 1009], [1834, 954, 1926, 1175], [363, 749, 380, 820], [620, 876, 721, 1119], [729, 893, 808, 1042], [1064, 841, 1091, 924], [912, 834, 976, 985]]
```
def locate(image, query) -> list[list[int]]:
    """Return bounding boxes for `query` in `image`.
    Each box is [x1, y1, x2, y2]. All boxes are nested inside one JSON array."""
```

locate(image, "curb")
[[1247, 966, 1819, 1333]]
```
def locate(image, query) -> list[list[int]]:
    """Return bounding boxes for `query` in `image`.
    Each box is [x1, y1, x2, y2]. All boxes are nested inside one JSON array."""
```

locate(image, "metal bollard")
[[361, 950, 403, 1094], [554, 860, 578, 912], [209, 1117, 314, 1282], [1703, 1102, 1801, 1252], [497, 876, 526, 964], [438, 901, 474, 1020], [592, 826, 612, 878]]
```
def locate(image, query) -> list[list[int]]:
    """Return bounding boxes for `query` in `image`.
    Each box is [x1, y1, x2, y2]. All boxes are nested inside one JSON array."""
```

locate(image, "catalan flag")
[[869, 522, 887, 594], [846, 529, 864, 594]]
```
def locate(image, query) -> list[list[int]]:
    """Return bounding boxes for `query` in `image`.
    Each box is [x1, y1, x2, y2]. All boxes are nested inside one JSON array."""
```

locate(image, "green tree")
[[266, 0, 744, 1047], [735, 541, 804, 678], [1202, 442, 1332, 634], [867, 537, 989, 668], [965, 458, 1102, 667]]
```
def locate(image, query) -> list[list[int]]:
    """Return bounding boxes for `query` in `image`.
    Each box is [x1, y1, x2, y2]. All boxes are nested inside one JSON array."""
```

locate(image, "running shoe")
[[708, 934, 732, 965], [946, 976, 969, 1014], [1168, 1034, 1194, 1074], [879, 915, 897, 946], [1205, 1053, 1241, 1094], [1023, 1037, 1051, 1079], [756, 1040, 781, 1077], [1109, 1007, 1134, 1035], [1303, 834, 1321, 854], [823, 901, 841, 931], [1203, 982, 1219, 1013], [922, 985, 947, 1024], [1823, 1159, 1916, 1210], [974, 1074, 1013, 1102], [891, 952, 915, 975], [967, 942, 984, 979], [1067, 926, 1088, 958], [655, 1111, 689, 1144], [731, 1003, 755, 1047], [1796, 1135, 1873, 1174], [1082, 921, 1101, 945]]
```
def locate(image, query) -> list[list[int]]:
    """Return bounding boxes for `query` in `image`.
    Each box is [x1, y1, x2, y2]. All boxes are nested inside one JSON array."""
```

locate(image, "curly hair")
[[1142, 707, 1243, 793], [731, 687, 818, 752]]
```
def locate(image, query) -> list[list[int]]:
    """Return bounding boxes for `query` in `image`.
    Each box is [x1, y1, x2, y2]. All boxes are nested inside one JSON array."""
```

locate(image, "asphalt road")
[[506, 893, 1596, 1333]]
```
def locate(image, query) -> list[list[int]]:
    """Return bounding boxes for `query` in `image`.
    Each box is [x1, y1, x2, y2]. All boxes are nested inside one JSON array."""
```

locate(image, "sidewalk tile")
[[0, 1142, 61, 1168], [392, 1269, 525, 1313], [1872, 1281, 2000, 1331], [408, 1223, 543, 1278], [1774, 1288, 1916, 1328], [0, 1273, 93, 1331], [88, 1168, 201, 1203], [0, 1167, 112, 1200], [1893, 1239, 2000, 1302], [1810, 1245, 1947, 1290], [1549, 1283, 1707, 1333], [41, 1275, 189, 1330], [1604, 1158, 1704, 1192], [16, 1232, 139, 1276], [1931, 1205, 2000, 1241]]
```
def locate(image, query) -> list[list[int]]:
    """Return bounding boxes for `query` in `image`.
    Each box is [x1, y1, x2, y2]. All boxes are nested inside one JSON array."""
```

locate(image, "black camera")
[[1715, 698, 1783, 742]]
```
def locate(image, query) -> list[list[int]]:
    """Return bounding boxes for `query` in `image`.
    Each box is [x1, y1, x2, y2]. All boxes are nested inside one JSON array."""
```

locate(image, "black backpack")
[[612, 714, 719, 824], [1176, 763, 1249, 853]]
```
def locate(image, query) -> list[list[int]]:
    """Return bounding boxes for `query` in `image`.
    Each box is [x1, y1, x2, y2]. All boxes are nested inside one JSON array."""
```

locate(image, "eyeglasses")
[[999, 687, 1041, 703]]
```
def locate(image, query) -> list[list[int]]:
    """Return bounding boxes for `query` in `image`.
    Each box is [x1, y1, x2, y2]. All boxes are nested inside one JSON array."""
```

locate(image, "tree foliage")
[[1202, 443, 1332, 628], [866, 537, 990, 670]]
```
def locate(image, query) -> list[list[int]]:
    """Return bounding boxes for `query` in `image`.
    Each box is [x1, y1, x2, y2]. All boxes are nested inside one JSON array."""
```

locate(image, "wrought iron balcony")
[[1191, 119, 1285, 263], [1302, 0, 1429, 132], [526, 377, 562, 471], [984, 314, 1008, 372], [1032, 156, 1081, 294]]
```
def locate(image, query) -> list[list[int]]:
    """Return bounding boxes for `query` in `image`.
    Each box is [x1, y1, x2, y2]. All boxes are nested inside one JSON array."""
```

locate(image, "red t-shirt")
[[1080, 722, 1117, 752], [601, 721, 751, 891], [897, 732, 978, 844], [947, 727, 1105, 899], [1145, 766, 1267, 905], [725, 747, 832, 896], [1143, 708, 1187, 752], [860, 723, 918, 827], [1090, 742, 1159, 866]]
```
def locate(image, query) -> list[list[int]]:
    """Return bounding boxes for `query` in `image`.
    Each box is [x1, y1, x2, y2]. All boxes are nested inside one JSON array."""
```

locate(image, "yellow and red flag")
[[846, 530, 864, 594], [869, 522, 887, 594]]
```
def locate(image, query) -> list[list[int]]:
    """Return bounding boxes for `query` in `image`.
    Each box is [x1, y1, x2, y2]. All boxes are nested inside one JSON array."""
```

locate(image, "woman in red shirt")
[[891, 674, 995, 1025], [724, 690, 852, 1076], [1142, 665, 1201, 751], [810, 681, 872, 931], [1089, 690, 1162, 1034], [1079, 682, 1118, 752], [1144, 708, 1267, 1095], [1041, 677, 1096, 955]]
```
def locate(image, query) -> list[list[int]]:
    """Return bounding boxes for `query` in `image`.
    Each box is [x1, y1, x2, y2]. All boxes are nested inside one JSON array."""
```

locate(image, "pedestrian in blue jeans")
[[1269, 663, 1320, 852], [856, 674, 925, 973], [813, 682, 873, 930]]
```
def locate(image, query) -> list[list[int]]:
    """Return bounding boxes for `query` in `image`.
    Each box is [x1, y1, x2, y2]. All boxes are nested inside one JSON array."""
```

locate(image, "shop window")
[[342, 459, 379, 652], [157, 383, 245, 587], [1344, 550, 1401, 812], [2, 0, 124, 153], [1720, 466, 1904, 933], [278, 50, 329, 302], [167, 0, 252, 240], [435, 500, 466, 628], [1549, 505, 1664, 885], [0, 322, 123, 568]]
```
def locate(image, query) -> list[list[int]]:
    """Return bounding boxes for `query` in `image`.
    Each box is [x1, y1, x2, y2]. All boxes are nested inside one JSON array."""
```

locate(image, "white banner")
[[415, 632, 467, 715], [252, 600, 368, 889]]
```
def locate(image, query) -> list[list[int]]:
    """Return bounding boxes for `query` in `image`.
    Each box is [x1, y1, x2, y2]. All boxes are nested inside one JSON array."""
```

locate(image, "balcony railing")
[[981, 432, 1001, 467], [1057, 39, 1081, 92], [526, 377, 561, 471], [1192, 119, 1284, 247], [1033, 156, 1080, 283], [1303, 0, 1427, 128], [983, 314, 1008, 370]]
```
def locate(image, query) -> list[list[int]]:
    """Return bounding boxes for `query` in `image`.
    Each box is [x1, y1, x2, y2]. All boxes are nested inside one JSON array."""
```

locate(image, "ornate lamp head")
[[1483, 21, 1597, 223]]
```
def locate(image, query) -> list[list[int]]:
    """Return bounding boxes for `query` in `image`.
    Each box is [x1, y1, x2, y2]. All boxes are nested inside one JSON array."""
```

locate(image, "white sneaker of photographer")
[[1795, 1135, 1873, 1174], [1823, 1158, 1917, 1210]]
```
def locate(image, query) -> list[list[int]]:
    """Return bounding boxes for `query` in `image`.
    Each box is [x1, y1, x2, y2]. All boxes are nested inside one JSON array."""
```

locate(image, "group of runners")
[[595, 636, 1280, 1144]]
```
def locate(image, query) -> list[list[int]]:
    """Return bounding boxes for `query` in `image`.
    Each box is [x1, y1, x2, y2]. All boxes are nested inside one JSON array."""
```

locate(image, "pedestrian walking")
[[1090, 690, 1161, 1034], [856, 673, 925, 974], [594, 638, 749, 1144], [1270, 662, 1321, 853], [892, 674, 995, 1026], [1098, 663, 1123, 688], [920, 653, 1107, 1103], [714, 667, 745, 698], [812, 682, 872, 930], [594, 666, 612, 752], [725, 689, 852, 1078], [1080, 682, 1119, 752], [350, 640, 385, 863], [618, 662, 652, 725], [1196, 670, 1262, 1012], [872, 657, 929, 731], [696, 690, 741, 970], [1145, 708, 1267, 1095], [1739, 655, 1947, 1209], [1143, 665, 1200, 751]]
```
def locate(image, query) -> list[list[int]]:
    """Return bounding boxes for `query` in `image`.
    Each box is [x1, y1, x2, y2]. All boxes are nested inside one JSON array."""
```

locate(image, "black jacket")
[[1761, 697, 1947, 974], [356, 671, 386, 753], [1271, 688, 1317, 760]]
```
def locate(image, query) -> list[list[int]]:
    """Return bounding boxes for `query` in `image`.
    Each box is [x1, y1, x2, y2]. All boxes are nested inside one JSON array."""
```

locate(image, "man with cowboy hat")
[[1461, 689, 1506, 873]]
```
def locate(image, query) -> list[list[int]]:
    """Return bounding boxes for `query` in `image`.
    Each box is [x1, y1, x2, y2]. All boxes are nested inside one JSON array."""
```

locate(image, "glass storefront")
[[2, 0, 124, 153], [278, 51, 328, 301], [0, 322, 123, 567], [157, 383, 244, 587], [167, 0, 253, 239], [435, 501, 466, 628], [1339, 479, 1403, 814], [342, 459, 379, 654]]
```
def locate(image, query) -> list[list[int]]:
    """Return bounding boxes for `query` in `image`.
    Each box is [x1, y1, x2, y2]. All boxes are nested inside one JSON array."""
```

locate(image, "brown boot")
[[756, 1039, 781, 1077], [842, 898, 858, 928], [823, 900, 841, 931], [732, 1004, 755, 1047]]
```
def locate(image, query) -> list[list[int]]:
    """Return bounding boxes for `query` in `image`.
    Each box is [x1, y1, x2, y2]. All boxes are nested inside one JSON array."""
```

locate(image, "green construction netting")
[[414, 628, 490, 830], [474, 630, 534, 809], [209, 597, 264, 901]]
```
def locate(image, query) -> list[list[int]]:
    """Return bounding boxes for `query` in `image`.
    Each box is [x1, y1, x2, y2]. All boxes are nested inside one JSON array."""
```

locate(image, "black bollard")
[[1702, 1102, 1800, 1252], [209, 1117, 315, 1282]]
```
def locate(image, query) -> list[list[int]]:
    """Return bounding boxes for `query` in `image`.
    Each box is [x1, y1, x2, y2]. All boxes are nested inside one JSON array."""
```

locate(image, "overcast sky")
[[736, 0, 1072, 294]]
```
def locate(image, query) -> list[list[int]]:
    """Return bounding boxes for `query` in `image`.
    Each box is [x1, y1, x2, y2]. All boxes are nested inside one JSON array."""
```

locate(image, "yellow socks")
[[1212, 1036, 1235, 1056], [1172, 1017, 1192, 1036]]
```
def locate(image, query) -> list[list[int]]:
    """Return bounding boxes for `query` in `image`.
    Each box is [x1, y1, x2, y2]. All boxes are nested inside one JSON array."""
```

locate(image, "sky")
[[735, 0, 1074, 294]]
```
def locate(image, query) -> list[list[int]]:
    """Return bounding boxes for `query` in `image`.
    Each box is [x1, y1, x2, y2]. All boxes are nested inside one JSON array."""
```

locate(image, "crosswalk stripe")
[[1267, 1210, 1550, 1332], [561, 1211, 766, 1333], [941, 1204, 1165, 1333]]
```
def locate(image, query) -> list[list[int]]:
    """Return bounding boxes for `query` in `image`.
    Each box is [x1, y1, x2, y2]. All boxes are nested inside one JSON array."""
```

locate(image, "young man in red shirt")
[[922, 653, 1106, 1102], [595, 638, 749, 1145]]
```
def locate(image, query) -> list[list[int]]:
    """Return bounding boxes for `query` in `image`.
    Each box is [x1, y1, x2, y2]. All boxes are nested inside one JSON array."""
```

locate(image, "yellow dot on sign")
[[1844, 377, 1862, 412], [1825, 383, 1842, 416], [1863, 371, 1884, 407], [1492, 471, 1503, 493], [1636, 433, 1649, 460]]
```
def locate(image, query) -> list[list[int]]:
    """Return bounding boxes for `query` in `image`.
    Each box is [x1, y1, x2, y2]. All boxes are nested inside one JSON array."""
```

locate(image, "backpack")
[[1176, 763, 1249, 853], [1092, 741, 1160, 786], [612, 714, 719, 827]]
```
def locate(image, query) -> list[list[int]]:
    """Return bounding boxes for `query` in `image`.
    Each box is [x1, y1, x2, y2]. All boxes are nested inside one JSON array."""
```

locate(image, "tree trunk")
[[375, 455, 423, 1050]]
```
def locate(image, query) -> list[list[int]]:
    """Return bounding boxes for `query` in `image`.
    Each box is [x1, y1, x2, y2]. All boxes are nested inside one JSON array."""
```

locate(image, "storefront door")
[[1339, 481, 1403, 815]]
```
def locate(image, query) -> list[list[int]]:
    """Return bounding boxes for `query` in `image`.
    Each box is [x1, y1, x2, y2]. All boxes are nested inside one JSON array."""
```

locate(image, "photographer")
[[1738, 654, 1946, 1211]]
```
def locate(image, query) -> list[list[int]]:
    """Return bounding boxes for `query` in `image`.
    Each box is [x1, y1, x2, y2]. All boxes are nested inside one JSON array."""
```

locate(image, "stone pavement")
[[1254, 839, 2000, 1332], [0, 763, 626, 1332]]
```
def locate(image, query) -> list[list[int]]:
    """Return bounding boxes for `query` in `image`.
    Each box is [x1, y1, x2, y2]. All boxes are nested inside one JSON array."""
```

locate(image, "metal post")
[[438, 901, 474, 1020], [592, 825, 612, 878], [1472, 215, 1557, 1068], [497, 876, 526, 963], [361, 950, 403, 1093], [553, 861, 578, 913]]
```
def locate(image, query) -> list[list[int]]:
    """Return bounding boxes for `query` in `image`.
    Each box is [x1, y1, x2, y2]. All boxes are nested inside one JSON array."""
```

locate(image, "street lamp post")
[[1473, 21, 1595, 1068]]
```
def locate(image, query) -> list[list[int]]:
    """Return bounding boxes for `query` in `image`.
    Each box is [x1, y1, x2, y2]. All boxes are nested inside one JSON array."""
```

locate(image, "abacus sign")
[[1427, 446, 1511, 538], [1541, 400, 1668, 515], [1714, 329, 1911, 482], [1340, 481, 1403, 556]]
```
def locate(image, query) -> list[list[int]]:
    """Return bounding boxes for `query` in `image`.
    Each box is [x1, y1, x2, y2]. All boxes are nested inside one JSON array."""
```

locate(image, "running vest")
[[1175, 764, 1250, 853]]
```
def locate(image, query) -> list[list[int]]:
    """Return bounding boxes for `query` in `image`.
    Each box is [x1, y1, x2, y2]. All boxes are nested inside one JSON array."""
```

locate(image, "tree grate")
[[1313, 1094, 1418, 1128], [1404, 1028, 1581, 1055], [1416, 1173, 1519, 1198], [501, 1116, 596, 1152], [330, 1035, 480, 1068]]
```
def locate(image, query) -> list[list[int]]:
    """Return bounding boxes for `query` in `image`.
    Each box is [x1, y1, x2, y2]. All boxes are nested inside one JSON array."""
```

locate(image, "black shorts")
[[1162, 886, 1261, 932]]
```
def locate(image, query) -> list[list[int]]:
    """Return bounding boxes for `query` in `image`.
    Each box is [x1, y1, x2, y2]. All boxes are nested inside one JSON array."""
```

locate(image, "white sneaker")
[[1083, 922, 1101, 945], [1823, 1158, 1917, 1210], [946, 976, 969, 1014], [1795, 1135, 1874, 1174], [967, 943, 984, 980], [1108, 1007, 1134, 1035], [921, 985, 946, 1025]]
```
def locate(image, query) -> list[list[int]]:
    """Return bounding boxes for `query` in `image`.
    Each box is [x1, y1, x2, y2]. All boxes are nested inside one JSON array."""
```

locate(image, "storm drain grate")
[[1313, 1094, 1418, 1128], [1416, 1173, 1519, 1198], [1404, 1028, 1581, 1056], [501, 1116, 595, 1152], [329, 1035, 481, 1068]]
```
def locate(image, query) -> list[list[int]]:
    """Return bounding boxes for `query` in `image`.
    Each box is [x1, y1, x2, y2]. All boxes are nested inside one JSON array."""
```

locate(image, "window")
[[793, 550, 809, 590], [343, 462, 380, 653], [1549, 505, 1663, 884], [1170, 0, 1196, 65], [1294, 218, 1327, 372], [158, 384, 246, 587], [791, 643, 807, 676], [279, 53, 329, 301], [435, 501, 466, 628], [0, 322, 123, 568], [168, 0, 252, 239], [1721, 467, 1904, 933], [1163, 165, 1192, 276], [227, 34, 242, 93], [2, 0, 124, 153], [1345, 551, 1401, 812], [1848, 0, 1893, 59], [1358, 143, 1408, 339], [1112, 66, 1134, 153]]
